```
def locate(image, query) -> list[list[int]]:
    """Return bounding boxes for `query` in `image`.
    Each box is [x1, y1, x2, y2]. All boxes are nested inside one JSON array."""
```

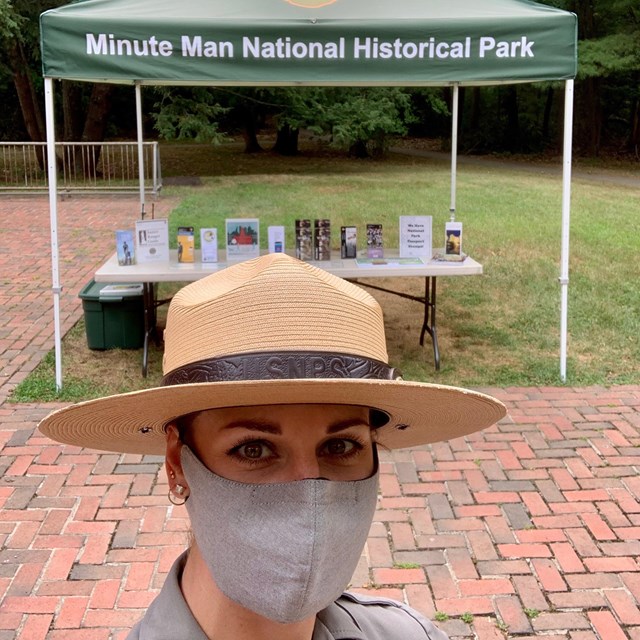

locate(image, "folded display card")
[[399, 216, 432, 259], [135, 218, 170, 264], [200, 228, 218, 263]]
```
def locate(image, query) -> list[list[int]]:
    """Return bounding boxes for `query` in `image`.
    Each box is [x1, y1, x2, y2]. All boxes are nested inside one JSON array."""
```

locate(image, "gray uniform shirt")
[[126, 553, 449, 640]]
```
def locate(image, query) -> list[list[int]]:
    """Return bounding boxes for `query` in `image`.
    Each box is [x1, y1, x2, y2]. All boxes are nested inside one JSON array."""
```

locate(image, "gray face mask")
[[180, 445, 379, 623]]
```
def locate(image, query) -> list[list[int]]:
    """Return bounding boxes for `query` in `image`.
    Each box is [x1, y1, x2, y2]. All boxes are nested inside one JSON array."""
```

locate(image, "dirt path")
[[390, 147, 640, 189]]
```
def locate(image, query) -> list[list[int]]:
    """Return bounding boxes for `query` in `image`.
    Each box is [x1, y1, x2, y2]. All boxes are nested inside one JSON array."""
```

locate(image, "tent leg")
[[559, 79, 574, 382], [45, 77, 63, 391], [450, 83, 459, 219], [135, 82, 146, 217]]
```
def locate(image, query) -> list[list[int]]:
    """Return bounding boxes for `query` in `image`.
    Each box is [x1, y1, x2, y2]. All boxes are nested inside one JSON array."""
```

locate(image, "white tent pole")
[[559, 79, 574, 382], [135, 82, 146, 217], [44, 77, 63, 391], [450, 83, 459, 219]]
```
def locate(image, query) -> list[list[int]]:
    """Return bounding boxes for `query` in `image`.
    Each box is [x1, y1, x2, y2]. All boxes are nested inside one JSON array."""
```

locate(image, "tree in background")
[[150, 86, 419, 158], [571, 0, 640, 155], [0, 0, 120, 169], [1, 0, 638, 160]]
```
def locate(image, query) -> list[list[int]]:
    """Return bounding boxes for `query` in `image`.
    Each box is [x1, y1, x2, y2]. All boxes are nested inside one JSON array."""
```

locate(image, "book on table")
[[314, 219, 331, 261], [226, 218, 260, 261], [115, 230, 135, 266], [366, 224, 384, 258], [295, 219, 313, 261], [340, 226, 357, 259], [177, 226, 195, 263]]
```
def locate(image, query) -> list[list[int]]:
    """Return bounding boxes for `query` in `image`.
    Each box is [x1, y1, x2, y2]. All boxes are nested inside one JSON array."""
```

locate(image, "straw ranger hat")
[[39, 253, 505, 454]]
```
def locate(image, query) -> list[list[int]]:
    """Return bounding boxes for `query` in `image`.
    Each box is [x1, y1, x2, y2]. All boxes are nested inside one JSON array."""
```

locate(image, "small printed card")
[[115, 230, 135, 266], [445, 221, 463, 256], [356, 257, 425, 268], [366, 224, 384, 258], [268, 226, 285, 254], [200, 228, 218, 263], [225, 218, 260, 261], [177, 226, 195, 263], [295, 219, 313, 261], [135, 218, 170, 264], [399, 216, 432, 259], [341, 226, 357, 259]]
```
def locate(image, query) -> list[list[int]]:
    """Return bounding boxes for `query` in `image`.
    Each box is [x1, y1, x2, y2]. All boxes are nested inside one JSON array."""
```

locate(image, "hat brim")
[[39, 379, 505, 455], [39, 379, 506, 455]]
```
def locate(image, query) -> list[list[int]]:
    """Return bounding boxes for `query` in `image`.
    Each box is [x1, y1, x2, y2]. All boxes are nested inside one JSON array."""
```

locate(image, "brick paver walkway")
[[1, 197, 640, 639]]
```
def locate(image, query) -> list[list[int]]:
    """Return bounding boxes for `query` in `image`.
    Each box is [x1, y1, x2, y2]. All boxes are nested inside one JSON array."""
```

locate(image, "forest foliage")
[[0, 0, 638, 157]]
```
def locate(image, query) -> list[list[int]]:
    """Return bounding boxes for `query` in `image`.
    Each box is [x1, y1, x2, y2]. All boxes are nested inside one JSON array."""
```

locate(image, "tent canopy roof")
[[40, 0, 577, 86]]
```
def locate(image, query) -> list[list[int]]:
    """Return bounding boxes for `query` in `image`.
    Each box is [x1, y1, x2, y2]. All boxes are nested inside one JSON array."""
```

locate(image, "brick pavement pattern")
[[1, 197, 640, 639], [0, 195, 175, 404]]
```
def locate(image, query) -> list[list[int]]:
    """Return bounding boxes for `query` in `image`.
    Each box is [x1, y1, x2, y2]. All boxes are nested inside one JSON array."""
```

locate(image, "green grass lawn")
[[163, 149, 639, 386], [10, 143, 640, 402]]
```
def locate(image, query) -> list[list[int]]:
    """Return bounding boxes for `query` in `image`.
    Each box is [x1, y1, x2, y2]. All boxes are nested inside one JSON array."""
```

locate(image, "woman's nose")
[[286, 455, 323, 482]]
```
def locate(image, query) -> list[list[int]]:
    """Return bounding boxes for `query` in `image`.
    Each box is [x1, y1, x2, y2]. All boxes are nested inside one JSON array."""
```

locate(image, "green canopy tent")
[[39, 0, 578, 386]]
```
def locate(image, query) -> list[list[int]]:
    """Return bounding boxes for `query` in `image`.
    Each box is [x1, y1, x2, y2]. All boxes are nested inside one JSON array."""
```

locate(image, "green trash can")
[[79, 280, 145, 350]]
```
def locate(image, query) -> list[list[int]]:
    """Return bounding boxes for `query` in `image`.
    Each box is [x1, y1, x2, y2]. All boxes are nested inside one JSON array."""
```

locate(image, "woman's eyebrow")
[[327, 418, 370, 434], [222, 420, 281, 434]]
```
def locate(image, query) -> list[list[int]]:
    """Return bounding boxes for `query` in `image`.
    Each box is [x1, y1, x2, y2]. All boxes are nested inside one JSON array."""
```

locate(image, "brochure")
[[445, 221, 463, 256], [115, 230, 135, 266], [200, 228, 218, 263], [295, 219, 313, 261], [399, 216, 432, 259], [177, 226, 195, 263], [135, 218, 170, 264], [340, 226, 357, 259], [366, 224, 384, 258], [225, 218, 260, 261], [314, 219, 331, 261], [268, 226, 285, 254]]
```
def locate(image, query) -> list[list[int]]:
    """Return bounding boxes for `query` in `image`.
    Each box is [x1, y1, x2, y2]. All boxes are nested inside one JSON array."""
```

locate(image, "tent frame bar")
[[135, 82, 146, 217], [45, 77, 63, 391], [559, 79, 574, 382], [450, 83, 459, 218]]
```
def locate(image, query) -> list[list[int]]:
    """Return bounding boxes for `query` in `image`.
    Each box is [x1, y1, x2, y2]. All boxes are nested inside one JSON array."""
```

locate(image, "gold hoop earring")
[[168, 484, 188, 506]]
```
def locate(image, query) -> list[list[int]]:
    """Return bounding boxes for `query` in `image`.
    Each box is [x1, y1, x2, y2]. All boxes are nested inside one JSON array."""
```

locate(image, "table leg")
[[141, 282, 155, 378], [419, 276, 440, 371], [351, 276, 441, 371]]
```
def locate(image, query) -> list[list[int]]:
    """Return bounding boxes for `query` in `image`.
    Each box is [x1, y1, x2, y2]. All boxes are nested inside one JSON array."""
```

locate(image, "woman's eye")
[[232, 441, 273, 461], [322, 438, 359, 457]]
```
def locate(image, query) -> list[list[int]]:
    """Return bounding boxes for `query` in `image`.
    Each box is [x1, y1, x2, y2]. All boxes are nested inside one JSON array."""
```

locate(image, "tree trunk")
[[627, 94, 639, 157], [79, 83, 115, 176], [578, 77, 602, 155], [7, 40, 47, 168], [542, 86, 554, 146], [272, 124, 299, 156], [82, 83, 114, 142], [349, 140, 369, 158], [503, 86, 519, 152], [62, 81, 84, 141], [470, 88, 481, 132], [235, 104, 263, 153]]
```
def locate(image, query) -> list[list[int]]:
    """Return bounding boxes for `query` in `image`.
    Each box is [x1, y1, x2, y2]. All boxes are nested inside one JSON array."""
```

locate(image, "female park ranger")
[[40, 253, 505, 640]]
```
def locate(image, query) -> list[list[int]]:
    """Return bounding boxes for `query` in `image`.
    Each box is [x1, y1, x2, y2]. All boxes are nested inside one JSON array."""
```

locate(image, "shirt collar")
[[136, 552, 366, 640]]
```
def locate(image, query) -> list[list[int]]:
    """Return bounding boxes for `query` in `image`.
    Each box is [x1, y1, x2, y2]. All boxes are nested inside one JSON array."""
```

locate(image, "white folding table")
[[95, 251, 482, 376]]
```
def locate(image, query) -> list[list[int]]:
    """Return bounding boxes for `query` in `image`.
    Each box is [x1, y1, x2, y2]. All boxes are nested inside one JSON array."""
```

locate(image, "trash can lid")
[[99, 284, 144, 297], [79, 280, 143, 300]]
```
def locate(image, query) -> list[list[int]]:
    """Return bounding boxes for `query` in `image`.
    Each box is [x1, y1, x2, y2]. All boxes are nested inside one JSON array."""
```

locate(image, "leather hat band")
[[162, 351, 401, 386]]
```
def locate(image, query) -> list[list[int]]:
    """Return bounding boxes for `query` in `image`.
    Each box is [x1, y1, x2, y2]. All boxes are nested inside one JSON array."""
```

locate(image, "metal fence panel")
[[0, 142, 162, 195]]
